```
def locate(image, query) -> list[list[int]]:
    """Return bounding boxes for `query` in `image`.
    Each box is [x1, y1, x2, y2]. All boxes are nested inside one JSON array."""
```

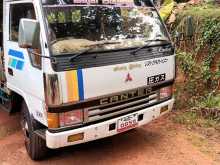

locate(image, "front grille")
[[85, 90, 159, 123]]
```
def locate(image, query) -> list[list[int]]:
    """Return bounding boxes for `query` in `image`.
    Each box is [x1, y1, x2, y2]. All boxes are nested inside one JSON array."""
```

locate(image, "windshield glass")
[[43, 2, 169, 55]]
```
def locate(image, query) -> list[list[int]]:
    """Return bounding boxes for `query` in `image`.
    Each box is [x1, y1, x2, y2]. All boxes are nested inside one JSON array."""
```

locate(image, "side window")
[[10, 3, 36, 41], [10, 3, 42, 69]]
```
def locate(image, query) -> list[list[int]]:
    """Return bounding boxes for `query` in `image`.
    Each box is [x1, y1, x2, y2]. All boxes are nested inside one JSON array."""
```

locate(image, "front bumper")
[[46, 98, 174, 149]]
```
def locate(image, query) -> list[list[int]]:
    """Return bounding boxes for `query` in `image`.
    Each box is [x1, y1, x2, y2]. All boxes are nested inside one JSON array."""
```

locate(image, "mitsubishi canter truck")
[[0, 0, 175, 160]]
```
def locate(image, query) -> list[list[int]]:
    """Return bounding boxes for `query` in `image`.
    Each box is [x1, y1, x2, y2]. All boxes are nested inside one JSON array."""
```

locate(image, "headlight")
[[47, 109, 83, 129], [59, 110, 83, 127], [159, 86, 173, 99]]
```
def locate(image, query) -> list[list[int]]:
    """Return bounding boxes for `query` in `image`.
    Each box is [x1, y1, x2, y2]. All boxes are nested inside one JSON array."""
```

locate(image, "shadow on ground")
[[43, 128, 163, 164]]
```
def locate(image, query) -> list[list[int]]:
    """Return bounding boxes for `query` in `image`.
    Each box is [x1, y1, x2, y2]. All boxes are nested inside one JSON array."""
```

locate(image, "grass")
[[173, 111, 198, 125], [174, 3, 220, 31], [196, 94, 220, 109], [173, 110, 220, 129], [178, 3, 220, 19]]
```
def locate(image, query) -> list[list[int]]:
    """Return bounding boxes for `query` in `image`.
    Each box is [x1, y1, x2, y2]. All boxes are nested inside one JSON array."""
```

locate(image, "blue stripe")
[[16, 60, 24, 70], [77, 69, 84, 101], [8, 49, 24, 59]]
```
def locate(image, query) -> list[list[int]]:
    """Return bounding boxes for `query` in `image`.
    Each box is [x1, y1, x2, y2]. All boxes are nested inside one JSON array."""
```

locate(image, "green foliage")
[[172, 3, 220, 130], [176, 51, 196, 74], [176, 51, 211, 104], [199, 19, 220, 46], [197, 18, 220, 87], [174, 9, 220, 102], [196, 94, 220, 109], [173, 111, 198, 125], [175, 49, 219, 124], [173, 110, 220, 129]]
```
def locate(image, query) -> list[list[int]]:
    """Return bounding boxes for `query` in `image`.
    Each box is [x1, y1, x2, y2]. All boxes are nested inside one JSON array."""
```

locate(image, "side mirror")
[[18, 19, 40, 49]]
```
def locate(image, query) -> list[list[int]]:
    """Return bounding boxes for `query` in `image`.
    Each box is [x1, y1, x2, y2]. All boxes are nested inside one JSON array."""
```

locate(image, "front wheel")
[[20, 102, 48, 160]]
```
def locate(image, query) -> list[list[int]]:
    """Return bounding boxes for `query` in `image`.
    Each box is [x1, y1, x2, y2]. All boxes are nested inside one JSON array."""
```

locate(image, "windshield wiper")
[[130, 39, 171, 55], [69, 41, 121, 62]]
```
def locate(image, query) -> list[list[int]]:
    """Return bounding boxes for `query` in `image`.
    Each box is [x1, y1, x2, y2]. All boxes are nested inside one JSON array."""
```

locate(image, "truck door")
[[4, 2, 44, 116]]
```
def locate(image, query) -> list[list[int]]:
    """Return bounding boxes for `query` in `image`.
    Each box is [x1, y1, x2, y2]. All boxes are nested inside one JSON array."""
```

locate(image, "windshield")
[[43, 3, 169, 55]]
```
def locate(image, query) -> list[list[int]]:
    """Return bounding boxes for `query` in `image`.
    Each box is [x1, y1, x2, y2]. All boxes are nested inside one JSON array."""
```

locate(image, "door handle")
[[8, 68, 13, 76]]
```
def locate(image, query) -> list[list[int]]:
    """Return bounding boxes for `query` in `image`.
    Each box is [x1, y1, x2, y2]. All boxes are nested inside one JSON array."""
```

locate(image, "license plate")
[[117, 113, 138, 133]]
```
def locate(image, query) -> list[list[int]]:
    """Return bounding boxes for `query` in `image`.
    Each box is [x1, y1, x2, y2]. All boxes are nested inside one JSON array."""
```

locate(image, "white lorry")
[[0, 0, 175, 160]]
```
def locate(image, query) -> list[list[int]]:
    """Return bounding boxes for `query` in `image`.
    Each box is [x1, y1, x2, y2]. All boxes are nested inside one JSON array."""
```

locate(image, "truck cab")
[[0, 0, 175, 160]]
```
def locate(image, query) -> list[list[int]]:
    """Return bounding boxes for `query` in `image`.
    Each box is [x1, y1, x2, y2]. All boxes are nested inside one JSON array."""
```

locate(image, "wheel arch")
[[10, 91, 24, 113], [8, 87, 47, 127]]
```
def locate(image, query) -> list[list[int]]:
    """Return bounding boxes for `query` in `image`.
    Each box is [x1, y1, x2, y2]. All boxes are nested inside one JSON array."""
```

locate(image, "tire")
[[20, 101, 48, 160]]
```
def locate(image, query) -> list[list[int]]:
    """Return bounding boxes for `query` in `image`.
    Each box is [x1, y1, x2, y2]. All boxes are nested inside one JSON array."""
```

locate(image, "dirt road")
[[0, 110, 219, 165]]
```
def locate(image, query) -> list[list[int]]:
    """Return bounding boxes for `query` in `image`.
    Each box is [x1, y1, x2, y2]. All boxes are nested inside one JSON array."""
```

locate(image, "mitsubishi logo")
[[125, 73, 133, 82]]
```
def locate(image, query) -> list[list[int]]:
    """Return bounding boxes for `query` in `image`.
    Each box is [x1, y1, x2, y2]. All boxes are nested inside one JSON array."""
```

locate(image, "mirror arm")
[[28, 49, 57, 63]]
